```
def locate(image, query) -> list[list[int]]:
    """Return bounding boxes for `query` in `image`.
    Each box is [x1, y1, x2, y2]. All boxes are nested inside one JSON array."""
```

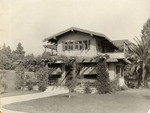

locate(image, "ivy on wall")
[[95, 56, 111, 94]]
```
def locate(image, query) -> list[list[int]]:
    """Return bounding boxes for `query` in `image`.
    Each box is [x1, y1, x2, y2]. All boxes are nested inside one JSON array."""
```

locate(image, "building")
[[43, 27, 126, 85]]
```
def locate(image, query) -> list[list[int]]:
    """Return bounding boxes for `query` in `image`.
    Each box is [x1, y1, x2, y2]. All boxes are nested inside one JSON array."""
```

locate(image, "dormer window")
[[74, 41, 78, 50], [70, 42, 73, 50], [65, 42, 68, 50], [63, 40, 90, 51], [79, 41, 83, 50]]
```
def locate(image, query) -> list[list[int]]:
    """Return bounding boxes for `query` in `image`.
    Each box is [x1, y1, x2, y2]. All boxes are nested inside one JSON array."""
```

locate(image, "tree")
[[128, 36, 150, 87], [141, 19, 150, 41], [2, 43, 6, 53], [127, 19, 150, 87], [65, 61, 77, 98], [25, 53, 35, 60], [0, 44, 13, 69], [5, 46, 12, 59], [14, 42, 25, 60], [36, 66, 49, 91], [15, 62, 25, 89], [0, 53, 12, 69]]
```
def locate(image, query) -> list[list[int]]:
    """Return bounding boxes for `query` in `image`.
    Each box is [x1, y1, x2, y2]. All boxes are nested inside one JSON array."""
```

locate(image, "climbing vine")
[[95, 55, 111, 94]]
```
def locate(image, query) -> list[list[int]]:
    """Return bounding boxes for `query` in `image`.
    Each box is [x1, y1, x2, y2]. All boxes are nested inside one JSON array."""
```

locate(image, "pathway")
[[0, 91, 68, 113]]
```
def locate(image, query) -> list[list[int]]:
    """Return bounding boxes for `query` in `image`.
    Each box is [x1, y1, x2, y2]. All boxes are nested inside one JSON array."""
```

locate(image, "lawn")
[[3, 89, 150, 113], [0, 70, 40, 97], [0, 90, 40, 98]]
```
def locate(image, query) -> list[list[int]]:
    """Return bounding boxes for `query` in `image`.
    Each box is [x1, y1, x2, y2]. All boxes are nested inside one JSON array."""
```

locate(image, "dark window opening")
[[84, 74, 97, 79], [75, 41, 78, 50], [79, 41, 83, 50], [70, 42, 73, 50], [63, 40, 90, 51], [49, 74, 61, 85], [65, 42, 68, 50], [83, 40, 88, 49]]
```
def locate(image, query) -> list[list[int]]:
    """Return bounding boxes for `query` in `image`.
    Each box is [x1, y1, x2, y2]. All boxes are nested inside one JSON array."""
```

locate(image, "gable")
[[43, 27, 119, 50]]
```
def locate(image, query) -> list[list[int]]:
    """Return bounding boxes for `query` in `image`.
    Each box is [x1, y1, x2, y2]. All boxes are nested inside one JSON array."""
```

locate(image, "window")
[[62, 40, 90, 51], [88, 40, 90, 49], [74, 41, 78, 50], [65, 42, 68, 50], [83, 40, 88, 49], [70, 42, 73, 50], [79, 41, 83, 50]]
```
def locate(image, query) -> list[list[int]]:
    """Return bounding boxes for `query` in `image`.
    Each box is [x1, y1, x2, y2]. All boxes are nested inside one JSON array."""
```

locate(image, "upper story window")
[[63, 40, 90, 51]]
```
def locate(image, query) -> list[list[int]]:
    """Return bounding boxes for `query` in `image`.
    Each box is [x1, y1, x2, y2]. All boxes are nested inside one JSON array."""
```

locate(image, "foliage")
[[0, 53, 13, 69], [15, 62, 25, 89], [24, 73, 37, 90], [120, 84, 128, 90], [0, 43, 26, 70], [26, 80, 34, 90], [141, 19, 150, 41], [36, 66, 49, 91], [0, 44, 14, 70], [0, 73, 8, 93], [110, 77, 120, 92], [41, 51, 52, 59], [84, 83, 92, 94], [65, 62, 77, 98], [95, 57, 111, 94], [128, 36, 150, 87], [14, 42, 25, 60]]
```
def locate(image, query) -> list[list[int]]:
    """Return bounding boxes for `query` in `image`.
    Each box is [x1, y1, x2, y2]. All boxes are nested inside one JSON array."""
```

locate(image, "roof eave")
[[43, 27, 119, 49]]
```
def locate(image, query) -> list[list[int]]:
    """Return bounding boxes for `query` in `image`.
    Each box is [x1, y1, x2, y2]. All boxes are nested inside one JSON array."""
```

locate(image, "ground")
[[3, 89, 150, 113]]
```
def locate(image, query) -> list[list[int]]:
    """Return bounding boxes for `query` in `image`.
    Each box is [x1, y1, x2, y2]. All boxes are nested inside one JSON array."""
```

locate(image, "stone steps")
[[44, 86, 69, 93], [74, 85, 97, 94]]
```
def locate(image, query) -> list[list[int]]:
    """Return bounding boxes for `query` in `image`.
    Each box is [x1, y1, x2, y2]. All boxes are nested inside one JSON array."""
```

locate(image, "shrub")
[[0, 73, 8, 93], [120, 85, 128, 90], [26, 80, 33, 90], [84, 83, 92, 94], [110, 77, 120, 92], [110, 76, 128, 92], [15, 62, 25, 89], [36, 66, 49, 91], [24, 74, 37, 90]]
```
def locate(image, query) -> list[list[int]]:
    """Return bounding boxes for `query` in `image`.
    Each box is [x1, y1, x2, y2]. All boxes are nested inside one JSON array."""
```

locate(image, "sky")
[[0, 0, 150, 55]]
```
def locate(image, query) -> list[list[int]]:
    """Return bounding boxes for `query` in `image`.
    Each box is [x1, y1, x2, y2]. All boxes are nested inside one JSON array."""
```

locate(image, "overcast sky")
[[0, 0, 150, 55]]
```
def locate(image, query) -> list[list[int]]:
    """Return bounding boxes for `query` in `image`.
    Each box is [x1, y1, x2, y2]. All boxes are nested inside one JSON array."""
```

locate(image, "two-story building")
[[43, 27, 126, 85]]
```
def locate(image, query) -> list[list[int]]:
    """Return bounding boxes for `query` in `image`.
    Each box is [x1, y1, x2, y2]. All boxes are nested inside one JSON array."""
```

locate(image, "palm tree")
[[128, 36, 150, 86]]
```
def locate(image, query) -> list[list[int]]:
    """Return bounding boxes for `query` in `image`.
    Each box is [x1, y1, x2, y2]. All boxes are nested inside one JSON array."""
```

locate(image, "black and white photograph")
[[0, 0, 150, 113]]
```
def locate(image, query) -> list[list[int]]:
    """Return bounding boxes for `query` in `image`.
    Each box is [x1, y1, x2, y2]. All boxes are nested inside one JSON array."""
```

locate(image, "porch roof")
[[46, 56, 119, 63]]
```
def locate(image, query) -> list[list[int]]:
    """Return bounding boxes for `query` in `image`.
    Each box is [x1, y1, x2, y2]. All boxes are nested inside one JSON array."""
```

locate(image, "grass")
[[0, 90, 40, 98], [4, 89, 150, 113], [0, 70, 40, 97]]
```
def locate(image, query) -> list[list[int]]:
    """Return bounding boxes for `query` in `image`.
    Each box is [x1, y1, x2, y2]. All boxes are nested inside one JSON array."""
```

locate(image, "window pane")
[[75, 41, 78, 50], [70, 42, 73, 50], [79, 41, 83, 50], [88, 40, 90, 49], [65, 42, 67, 50], [83, 40, 88, 50]]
